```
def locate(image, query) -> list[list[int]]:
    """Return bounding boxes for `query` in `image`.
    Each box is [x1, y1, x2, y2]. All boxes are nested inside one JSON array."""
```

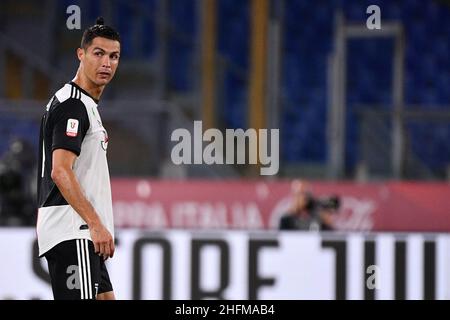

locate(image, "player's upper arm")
[[51, 149, 78, 185], [50, 98, 90, 156], [52, 148, 77, 174]]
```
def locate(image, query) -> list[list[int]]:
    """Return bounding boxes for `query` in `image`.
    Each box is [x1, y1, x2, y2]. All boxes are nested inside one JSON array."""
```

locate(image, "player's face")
[[80, 37, 120, 86]]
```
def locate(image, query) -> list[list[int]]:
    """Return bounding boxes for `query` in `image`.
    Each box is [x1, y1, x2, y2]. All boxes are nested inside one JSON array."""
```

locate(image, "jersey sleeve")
[[51, 98, 90, 156]]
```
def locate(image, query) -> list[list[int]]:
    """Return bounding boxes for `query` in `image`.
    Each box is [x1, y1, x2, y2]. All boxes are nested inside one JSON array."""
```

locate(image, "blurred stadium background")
[[1, 0, 450, 300]]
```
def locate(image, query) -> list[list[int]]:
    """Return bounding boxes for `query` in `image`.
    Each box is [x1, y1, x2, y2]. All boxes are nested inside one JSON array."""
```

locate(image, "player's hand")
[[89, 223, 115, 260]]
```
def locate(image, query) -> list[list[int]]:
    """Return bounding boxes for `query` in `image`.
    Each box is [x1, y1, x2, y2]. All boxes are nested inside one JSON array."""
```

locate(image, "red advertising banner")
[[111, 180, 450, 232]]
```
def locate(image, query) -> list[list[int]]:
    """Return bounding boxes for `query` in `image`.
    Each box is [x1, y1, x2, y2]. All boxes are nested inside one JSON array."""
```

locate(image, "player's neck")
[[72, 74, 105, 101]]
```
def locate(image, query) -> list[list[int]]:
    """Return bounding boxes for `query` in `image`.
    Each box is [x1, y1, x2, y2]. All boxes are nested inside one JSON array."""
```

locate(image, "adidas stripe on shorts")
[[44, 239, 113, 300]]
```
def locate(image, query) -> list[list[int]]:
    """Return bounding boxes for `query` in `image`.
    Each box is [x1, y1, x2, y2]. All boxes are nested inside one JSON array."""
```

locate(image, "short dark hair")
[[80, 17, 121, 50]]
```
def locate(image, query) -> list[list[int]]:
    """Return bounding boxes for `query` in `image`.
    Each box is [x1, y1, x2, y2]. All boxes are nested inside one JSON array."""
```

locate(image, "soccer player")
[[36, 17, 120, 300]]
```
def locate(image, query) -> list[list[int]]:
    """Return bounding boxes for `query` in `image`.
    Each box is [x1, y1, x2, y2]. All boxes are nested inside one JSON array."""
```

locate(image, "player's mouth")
[[98, 71, 111, 78]]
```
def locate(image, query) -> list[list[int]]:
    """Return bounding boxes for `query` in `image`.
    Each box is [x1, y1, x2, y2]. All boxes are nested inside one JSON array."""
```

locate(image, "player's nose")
[[101, 56, 111, 68]]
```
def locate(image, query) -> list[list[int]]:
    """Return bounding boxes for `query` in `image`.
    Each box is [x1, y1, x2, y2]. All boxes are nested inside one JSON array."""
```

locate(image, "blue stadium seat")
[[49, 0, 450, 175]]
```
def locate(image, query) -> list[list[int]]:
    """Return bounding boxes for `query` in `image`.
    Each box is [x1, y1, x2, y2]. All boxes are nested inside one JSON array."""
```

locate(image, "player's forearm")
[[51, 167, 102, 227]]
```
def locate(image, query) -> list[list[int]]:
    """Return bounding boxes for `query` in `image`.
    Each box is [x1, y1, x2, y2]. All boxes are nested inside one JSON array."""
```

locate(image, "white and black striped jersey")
[[37, 82, 114, 257]]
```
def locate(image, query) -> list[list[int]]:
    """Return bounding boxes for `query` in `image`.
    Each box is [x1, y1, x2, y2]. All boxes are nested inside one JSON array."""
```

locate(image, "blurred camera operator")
[[0, 137, 36, 226], [278, 180, 339, 231]]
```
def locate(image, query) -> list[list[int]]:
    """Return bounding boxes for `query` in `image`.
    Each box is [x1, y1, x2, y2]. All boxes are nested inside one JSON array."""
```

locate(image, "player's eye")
[[94, 51, 103, 57], [111, 54, 119, 60]]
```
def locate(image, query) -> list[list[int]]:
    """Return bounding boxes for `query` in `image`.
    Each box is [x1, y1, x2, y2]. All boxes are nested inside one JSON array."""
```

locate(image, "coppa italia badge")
[[66, 119, 79, 137]]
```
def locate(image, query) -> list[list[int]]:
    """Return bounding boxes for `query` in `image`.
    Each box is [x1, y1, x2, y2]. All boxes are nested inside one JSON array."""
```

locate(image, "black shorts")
[[44, 239, 113, 300]]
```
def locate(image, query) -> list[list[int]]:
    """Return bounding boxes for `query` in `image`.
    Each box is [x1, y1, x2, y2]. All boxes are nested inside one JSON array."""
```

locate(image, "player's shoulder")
[[49, 98, 86, 117], [49, 83, 87, 113], [53, 82, 83, 103], [47, 89, 88, 119]]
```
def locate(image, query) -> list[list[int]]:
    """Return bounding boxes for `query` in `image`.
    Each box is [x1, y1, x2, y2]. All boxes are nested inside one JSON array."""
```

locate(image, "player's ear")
[[77, 47, 84, 61]]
